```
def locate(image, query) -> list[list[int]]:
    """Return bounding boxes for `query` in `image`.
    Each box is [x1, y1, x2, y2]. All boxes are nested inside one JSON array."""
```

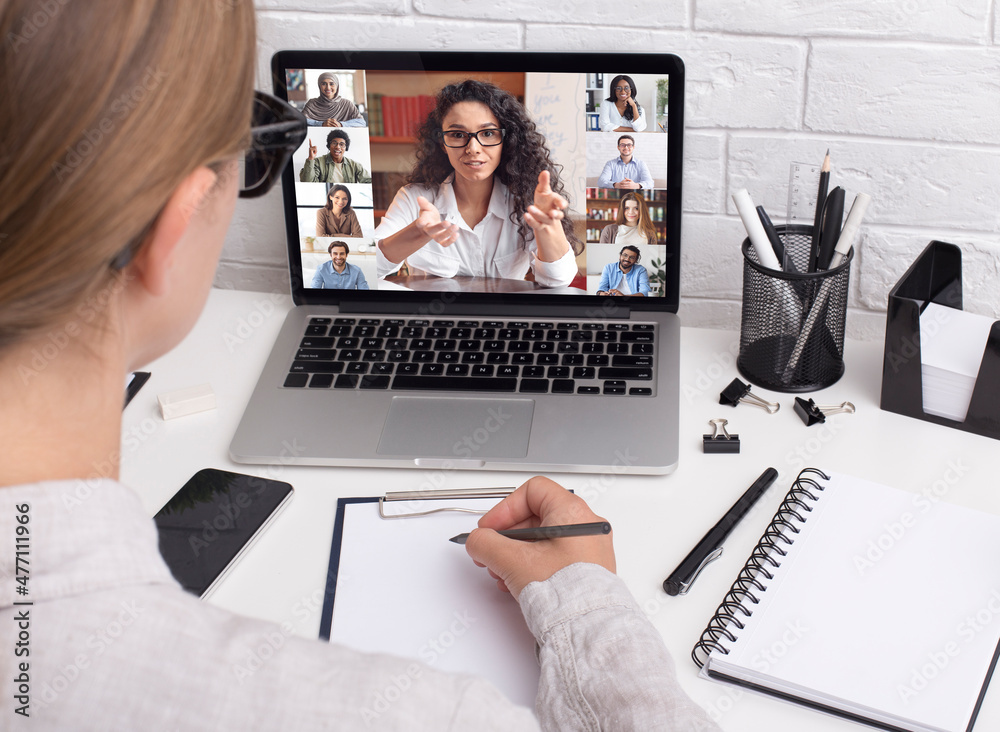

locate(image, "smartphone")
[[154, 468, 293, 598]]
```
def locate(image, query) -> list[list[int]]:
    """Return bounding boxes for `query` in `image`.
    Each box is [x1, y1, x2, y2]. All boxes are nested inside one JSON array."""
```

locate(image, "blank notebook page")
[[705, 472, 1000, 732]]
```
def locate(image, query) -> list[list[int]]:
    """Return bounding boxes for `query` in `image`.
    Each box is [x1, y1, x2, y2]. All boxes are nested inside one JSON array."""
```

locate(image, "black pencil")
[[809, 150, 831, 272], [449, 521, 611, 545]]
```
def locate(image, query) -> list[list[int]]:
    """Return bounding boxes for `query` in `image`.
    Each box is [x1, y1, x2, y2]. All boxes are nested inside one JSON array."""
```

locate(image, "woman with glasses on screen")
[[0, 3, 718, 728], [600, 74, 647, 132], [375, 80, 583, 287]]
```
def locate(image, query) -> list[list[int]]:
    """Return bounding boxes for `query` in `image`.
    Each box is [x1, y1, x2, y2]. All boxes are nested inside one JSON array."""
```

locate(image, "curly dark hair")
[[605, 75, 642, 123], [408, 79, 582, 255], [326, 128, 350, 150]]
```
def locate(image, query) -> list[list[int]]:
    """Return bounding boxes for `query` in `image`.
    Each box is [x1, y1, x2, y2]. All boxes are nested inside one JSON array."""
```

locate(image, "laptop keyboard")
[[283, 317, 656, 396]]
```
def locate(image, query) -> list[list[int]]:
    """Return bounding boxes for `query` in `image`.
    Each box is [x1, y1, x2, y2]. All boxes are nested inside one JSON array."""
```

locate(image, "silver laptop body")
[[231, 50, 685, 474]]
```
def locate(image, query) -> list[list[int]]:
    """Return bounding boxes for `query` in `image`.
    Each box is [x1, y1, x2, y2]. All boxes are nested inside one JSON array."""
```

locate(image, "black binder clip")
[[703, 419, 740, 453], [793, 398, 856, 426], [720, 378, 780, 414]]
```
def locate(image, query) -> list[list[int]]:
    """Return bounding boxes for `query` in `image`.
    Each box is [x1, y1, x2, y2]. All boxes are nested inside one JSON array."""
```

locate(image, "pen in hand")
[[449, 521, 611, 545]]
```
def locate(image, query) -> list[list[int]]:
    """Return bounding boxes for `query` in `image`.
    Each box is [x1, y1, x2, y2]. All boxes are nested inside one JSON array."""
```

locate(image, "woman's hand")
[[464, 476, 616, 600], [525, 170, 571, 263], [322, 118, 343, 127], [413, 195, 459, 246]]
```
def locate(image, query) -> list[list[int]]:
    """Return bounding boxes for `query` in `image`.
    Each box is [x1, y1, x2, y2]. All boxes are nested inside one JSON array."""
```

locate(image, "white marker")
[[733, 188, 781, 271]]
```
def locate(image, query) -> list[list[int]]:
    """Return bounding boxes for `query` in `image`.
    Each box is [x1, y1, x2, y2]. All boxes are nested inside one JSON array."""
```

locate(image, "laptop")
[[230, 50, 685, 474]]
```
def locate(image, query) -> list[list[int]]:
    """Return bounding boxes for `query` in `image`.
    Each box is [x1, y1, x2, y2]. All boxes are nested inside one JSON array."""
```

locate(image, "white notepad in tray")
[[920, 303, 995, 422], [319, 491, 539, 709], [695, 469, 1000, 732]]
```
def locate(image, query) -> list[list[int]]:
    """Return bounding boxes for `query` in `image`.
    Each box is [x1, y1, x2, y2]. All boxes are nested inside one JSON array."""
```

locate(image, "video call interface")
[[286, 68, 672, 297]]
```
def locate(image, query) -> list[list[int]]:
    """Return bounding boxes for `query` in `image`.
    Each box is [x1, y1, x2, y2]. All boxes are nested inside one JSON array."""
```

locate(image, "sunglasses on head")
[[110, 91, 306, 269], [239, 90, 308, 198]]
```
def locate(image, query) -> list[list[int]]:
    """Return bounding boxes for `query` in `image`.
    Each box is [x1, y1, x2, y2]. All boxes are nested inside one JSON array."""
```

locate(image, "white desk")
[[121, 287, 1000, 732]]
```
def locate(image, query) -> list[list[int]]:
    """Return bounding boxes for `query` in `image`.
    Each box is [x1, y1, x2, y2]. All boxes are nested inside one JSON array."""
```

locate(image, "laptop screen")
[[273, 51, 683, 312]]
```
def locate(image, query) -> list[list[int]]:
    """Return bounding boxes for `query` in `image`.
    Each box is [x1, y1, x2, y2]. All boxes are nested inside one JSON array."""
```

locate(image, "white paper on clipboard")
[[319, 490, 539, 709]]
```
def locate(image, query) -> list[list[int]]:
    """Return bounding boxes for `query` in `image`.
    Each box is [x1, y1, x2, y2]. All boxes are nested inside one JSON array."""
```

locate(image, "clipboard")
[[318, 488, 540, 708]]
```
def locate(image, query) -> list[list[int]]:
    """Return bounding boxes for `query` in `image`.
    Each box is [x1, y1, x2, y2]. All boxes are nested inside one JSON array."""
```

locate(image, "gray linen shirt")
[[1, 481, 721, 731]]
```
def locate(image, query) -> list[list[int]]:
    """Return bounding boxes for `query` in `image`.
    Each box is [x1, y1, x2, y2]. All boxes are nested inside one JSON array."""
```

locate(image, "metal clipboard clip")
[[378, 488, 515, 519]]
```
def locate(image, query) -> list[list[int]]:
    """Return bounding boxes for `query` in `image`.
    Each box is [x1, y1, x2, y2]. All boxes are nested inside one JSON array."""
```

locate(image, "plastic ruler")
[[786, 161, 821, 229]]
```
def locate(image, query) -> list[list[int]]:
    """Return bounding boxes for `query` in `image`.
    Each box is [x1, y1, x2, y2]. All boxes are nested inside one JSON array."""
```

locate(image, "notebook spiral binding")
[[692, 467, 830, 668]]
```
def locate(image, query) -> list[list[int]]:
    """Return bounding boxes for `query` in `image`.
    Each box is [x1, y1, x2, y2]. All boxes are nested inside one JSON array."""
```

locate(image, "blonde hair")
[[0, 0, 256, 349], [615, 192, 658, 245]]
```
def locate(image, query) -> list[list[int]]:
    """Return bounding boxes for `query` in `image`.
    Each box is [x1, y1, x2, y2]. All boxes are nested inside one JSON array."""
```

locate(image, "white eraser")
[[158, 383, 216, 420]]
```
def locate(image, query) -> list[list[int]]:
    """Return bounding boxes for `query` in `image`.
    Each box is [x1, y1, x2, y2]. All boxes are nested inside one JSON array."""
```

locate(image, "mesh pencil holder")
[[737, 224, 852, 393]]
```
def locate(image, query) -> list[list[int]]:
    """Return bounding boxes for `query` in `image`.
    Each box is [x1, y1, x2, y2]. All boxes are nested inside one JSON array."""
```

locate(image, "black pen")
[[756, 205, 794, 273], [816, 187, 845, 270], [449, 521, 611, 545], [663, 468, 778, 596]]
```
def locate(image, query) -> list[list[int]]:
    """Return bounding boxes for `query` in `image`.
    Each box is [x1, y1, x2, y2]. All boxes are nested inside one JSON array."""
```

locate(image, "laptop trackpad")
[[378, 397, 533, 459]]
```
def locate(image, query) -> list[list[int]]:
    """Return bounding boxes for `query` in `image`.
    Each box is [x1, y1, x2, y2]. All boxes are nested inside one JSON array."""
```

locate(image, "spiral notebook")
[[693, 469, 1000, 732]]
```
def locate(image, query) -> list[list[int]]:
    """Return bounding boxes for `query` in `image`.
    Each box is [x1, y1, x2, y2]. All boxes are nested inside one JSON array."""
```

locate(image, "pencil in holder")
[[737, 224, 852, 393]]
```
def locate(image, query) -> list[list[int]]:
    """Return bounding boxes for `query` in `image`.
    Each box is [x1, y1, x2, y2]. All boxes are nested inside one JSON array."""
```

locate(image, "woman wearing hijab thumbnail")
[[375, 80, 582, 287], [316, 185, 362, 238], [302, 72, 365, 127], [599, 192, 657, 247], [599, 74, 646, 132]]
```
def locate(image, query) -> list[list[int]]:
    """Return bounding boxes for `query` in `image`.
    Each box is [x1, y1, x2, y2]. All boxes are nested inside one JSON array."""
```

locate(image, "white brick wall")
[[220, 0, 1000, 339]]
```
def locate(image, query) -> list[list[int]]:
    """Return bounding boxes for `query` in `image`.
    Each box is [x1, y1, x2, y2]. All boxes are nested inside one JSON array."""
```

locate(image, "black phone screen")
[[154, 468, 293, 597]]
